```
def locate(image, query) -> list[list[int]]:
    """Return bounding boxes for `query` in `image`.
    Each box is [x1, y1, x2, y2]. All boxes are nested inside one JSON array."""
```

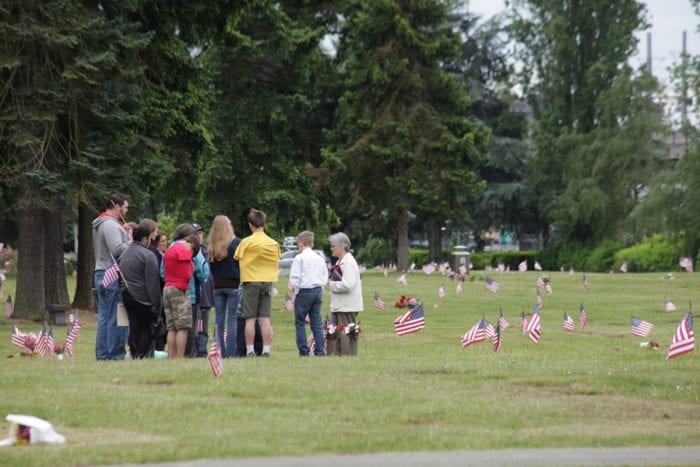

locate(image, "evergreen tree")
[[325, 0, 487, 269]]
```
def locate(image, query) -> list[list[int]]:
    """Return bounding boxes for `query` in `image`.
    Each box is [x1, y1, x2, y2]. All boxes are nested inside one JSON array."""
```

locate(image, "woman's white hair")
[[328, 232, 351, 251]]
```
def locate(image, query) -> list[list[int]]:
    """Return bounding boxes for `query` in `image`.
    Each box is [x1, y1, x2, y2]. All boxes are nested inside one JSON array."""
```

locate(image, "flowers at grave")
[[325, 323, 343, 340], [394, 295, 417, 309], [344, 322, 362, 340]]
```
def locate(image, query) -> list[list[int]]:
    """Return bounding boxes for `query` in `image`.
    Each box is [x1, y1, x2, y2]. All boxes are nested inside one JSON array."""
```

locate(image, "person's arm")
[[194, 252, 209, 284], [288, 254, 302, 292], [145, 256, 162, 313], [233, 239, 247, 261], [105, 222, 129, 259]]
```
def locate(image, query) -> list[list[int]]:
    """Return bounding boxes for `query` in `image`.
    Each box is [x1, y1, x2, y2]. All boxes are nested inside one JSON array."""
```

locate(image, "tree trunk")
[[396, 209, 409, 271], [14, 197, 46, 321], [73, 200, 97, 311], [427, 217, 442, 262], [43, 204, 70, 307]]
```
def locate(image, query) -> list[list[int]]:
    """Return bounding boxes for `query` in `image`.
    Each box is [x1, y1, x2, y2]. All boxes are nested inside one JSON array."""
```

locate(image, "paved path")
[[116, 446, 700, 466]]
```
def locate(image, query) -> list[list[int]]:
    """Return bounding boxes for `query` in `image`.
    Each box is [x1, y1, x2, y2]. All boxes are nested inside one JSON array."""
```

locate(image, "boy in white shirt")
[[288, 231, 328, 356]]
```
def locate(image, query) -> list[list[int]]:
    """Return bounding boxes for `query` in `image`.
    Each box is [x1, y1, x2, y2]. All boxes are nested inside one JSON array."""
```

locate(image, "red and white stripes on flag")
[[631, 316, 653, 337], [397, 273, 408, 285], [460, 318, 494, 348], [36, 326, 50, 357], [620, 261, 628, 273], [458, 265, 467, 276], [667, 313, 694, 360], [456, 281, 463, 294], [526, 305, 541, 343], [438, 284, 446, 299], [373, 293, 385, 310], [679, 256, 694, 273], [64, 319, 83, 359], [393, 303, 425, 336], [208, 334, 223, 379], [534, 260, 542, 271], [11, 323, 31, 354], [563, 312, 575, 331], [422, 263, 436, 275], [579, 303, 588, 329], [102, 259, 121, 288], [498, 308, 510, 330], [492, 324, 502, 352]]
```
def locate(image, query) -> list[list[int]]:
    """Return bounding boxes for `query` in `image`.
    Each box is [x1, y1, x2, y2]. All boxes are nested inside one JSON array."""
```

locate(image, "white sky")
[[467, 0, 700, 82]]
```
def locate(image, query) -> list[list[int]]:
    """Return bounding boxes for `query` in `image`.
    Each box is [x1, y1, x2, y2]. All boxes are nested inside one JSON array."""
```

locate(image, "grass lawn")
[[0, 270, 699, 465]]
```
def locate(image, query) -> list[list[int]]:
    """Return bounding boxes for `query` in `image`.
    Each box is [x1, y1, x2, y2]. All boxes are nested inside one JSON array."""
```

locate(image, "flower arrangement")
[[325, 323, 343, 340], [20, 334, 38, 356], [394, 295, 417, 309], [54, 343, 65, 355], [344, 322, 362, 339]]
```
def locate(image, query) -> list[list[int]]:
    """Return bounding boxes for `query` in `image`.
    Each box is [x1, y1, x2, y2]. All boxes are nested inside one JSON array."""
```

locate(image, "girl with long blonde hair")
[[208, 215, 242, 357]]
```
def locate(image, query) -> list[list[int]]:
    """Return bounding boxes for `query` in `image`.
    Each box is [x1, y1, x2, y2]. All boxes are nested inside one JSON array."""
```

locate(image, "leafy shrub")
[[614, 235, 682, 272], [408, 249, 429, 267], [356, 237, 395, 267], [585, 239, 623, 272]]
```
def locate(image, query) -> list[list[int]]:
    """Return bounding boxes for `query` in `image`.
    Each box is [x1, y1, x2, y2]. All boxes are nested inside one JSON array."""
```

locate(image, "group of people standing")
[[92, 192, 364, 361]]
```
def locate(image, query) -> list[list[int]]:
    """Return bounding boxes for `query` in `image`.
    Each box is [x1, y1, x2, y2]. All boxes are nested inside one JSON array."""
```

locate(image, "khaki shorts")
[[163, 286, 191, 330], [240, 282, 272, 319]]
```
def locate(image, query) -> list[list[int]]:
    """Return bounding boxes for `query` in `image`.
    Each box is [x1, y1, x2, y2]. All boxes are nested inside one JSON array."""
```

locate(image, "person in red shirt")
[[163, 233, 200, 358]]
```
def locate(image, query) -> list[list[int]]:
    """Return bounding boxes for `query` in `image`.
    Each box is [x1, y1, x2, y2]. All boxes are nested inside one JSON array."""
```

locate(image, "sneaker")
[[262, 352, 270, 357], [247, 352, 255, 357]]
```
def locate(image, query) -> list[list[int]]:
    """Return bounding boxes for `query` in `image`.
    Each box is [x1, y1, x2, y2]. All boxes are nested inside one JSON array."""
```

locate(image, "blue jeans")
[[294, 287, 325, 356], [214, 287, 239, 358], [94, 271, 128, 360]]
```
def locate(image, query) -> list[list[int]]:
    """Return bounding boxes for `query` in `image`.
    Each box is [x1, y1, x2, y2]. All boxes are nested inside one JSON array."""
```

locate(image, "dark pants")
[[185, 303, 198, 358], [294, 287, 325, 356], [196, 307, 211, 357], [121, 288, 154, 359]]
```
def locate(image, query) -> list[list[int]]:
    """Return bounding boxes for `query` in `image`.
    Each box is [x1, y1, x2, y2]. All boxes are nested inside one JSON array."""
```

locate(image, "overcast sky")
[[467, 0, 699, 83]]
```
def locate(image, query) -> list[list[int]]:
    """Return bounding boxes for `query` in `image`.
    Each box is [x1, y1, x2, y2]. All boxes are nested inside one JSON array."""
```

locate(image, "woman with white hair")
[[327, 232, 363, 356]]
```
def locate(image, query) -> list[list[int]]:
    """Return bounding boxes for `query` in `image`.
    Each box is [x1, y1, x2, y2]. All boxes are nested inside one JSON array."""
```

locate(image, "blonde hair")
[[208, 215, 235, 261], [296, 231, 315, 248]]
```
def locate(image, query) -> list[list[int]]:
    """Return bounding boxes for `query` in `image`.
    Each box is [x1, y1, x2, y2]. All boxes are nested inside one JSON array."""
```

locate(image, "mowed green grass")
[[0, 271, 699, 466]]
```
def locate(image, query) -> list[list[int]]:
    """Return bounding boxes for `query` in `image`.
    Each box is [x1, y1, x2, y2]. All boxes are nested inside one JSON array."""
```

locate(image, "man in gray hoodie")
[[92, 193, 130, 360]]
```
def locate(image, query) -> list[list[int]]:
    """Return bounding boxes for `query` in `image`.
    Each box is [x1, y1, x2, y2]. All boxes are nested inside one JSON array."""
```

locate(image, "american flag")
[[456, 281, 463, 294], [383, 268, 389, 278], [393, 303, 425, 336], [422, 263, 436, 275], [102, 258, 121, 288], [308, 335, 315, 355], [64, 319, 83, 359], [579, 303, 588, 329], [526, 305, 541, 343], [458, 265, 467, 276], [569, 267, 575, 274], [582, 275, 589, 292], [460, 318, 494, 348], [499, 308, 510, 329], [283, 293, 295, 312], [373, 293, 385, 310], [208, 333, 223, 379], [563, 312, 575, 331], [536, 289, 542, 306], [11, 323, 31, 354], [536, 277, 546, 289], [438, 284, 446, 299], [36, 325, 51, 357], [667, 313, 694, 360], [521, 311, 528, 333], [679, 256, 694, 273], [485, 277, 499, 293], [534, 260, 542, 271], [620, 261, 628, 273], [492, 324, 502, 352], [397, 273, 407, 285], [545, 282, 553, 294], [518, 260, 527, 272], [497, 262, 505, 273], [271, 285, 279, 297], [5, 295, 13, 318], [665, 298, 677, 312], [46, 325, 55, 357], [631, 316, 653, 337]]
